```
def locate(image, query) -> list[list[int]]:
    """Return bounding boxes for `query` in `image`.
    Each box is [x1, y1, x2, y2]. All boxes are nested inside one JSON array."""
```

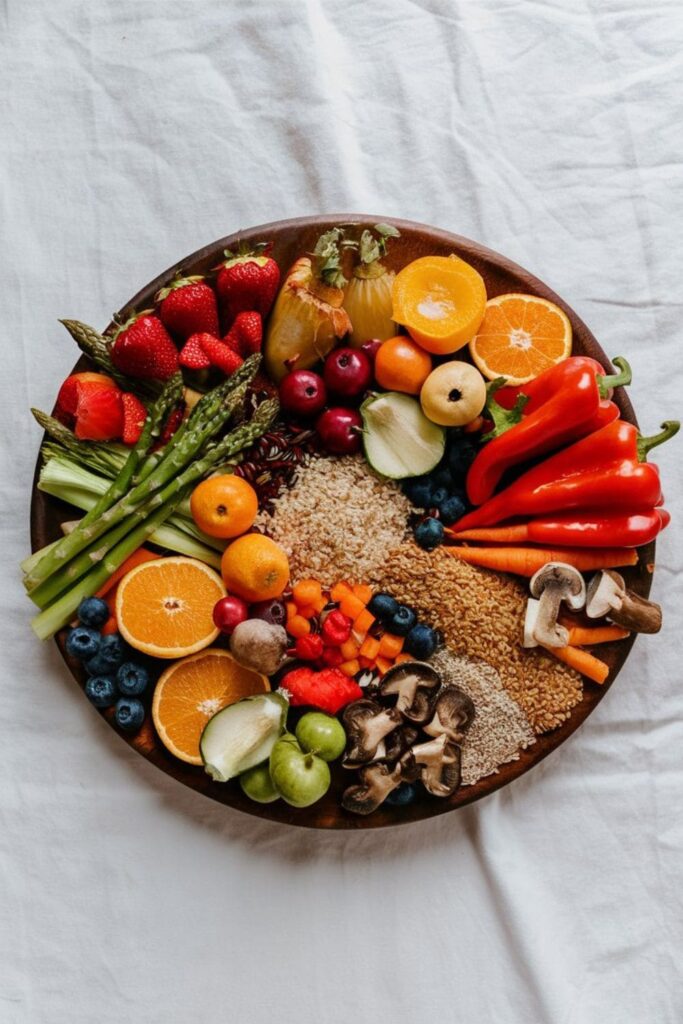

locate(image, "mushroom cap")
[[342, 699, 402, 767], [585, 569, 626, 618], [379, 661, 441, 724], [341, 759, 406, 815], [411, 734, 462, 798], [423, 685, 475, 743], [586, 569, 662, 633], [530, 561, 587, 610]]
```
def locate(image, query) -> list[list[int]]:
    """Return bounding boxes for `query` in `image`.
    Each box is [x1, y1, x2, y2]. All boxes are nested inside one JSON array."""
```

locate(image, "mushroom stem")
[[585, 569, 662, 633], [533, 585, 570, 647]]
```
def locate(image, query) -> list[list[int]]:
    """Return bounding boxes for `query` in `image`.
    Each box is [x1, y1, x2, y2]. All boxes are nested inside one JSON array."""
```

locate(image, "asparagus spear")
[[32, 410, 127, 476]]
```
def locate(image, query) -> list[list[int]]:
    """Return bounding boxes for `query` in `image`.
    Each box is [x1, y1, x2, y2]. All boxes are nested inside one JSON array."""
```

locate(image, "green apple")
[[269, 733, 331, 808], [239, 762, 280, 804], [295, 713, 346, 762]]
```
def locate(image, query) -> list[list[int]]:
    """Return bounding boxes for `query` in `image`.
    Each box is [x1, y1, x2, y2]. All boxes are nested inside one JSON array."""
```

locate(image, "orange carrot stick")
[[443, 545, 638, 576], [446, 525, 530, 543], [94, 547, 159, 598], [566, 625, 630, 646], [542, 644, 610, 684]]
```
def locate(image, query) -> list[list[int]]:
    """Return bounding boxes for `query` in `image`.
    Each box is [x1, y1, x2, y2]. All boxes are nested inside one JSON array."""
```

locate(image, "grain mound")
[[370, 544, 583, 733], [255, 455, 411, 587]]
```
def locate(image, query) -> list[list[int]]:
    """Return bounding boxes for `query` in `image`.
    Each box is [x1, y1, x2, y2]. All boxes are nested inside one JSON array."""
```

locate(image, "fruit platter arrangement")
[[26, 216, 678, 828]]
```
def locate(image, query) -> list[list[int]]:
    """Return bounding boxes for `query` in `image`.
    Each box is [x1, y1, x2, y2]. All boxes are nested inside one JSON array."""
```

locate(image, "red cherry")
[[213, 596, 249, 634], [279, 370, 328, 418], [323, 347, 372, 400], [315, 407, 362, 454]]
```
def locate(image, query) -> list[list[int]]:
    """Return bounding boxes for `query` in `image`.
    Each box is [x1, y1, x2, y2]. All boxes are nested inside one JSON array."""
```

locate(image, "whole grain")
[[371, 544, 583, 733]]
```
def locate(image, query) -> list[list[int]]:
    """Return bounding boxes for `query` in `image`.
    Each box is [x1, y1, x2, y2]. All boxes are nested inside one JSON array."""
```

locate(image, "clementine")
[[221, 533, 290, 602], [190, 474, 258, 539], [374, 335, 433, 394]]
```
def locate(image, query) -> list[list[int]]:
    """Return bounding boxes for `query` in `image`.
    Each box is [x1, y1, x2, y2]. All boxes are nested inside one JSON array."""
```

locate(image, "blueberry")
[[414, 517, 444, 550], [368, 592, 399, 624], [439, 496, 468, 526], [430, 487, 450, 509], [114, 697, 145, 733], [116, 662, 150, 696], [390, 604, 418, 636], [386, 782, 419, 807], [404, 623, 438, 660], [77, 597, 110, 628], [401, 477, 433, 509], [84, 633, 127, 675], [448, 439, 477, 478], [85, 675, 118, 708], [431, 468, 453, 490], [65, 626, 101, 662]]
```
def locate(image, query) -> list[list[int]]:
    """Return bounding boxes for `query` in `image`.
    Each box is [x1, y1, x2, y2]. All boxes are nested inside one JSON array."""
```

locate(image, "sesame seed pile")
[[370, 544, 583, 734]]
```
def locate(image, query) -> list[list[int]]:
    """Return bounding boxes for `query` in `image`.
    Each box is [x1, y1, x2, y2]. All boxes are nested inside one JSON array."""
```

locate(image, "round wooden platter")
[[30, 215, 654, 829]]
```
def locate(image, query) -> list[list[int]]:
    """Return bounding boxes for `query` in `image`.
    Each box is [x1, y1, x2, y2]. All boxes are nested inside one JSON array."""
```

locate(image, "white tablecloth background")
[[1, 3, 681, 1021]]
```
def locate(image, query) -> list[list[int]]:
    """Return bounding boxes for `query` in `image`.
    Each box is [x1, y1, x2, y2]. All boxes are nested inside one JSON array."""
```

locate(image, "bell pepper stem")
[[482, 378, 529, 440], [637, 420, 680, 461], [598, 356, 632, 398]]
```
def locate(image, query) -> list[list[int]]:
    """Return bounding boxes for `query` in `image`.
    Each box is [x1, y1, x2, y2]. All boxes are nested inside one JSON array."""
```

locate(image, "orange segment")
[[152, 649, 269, 764], [469, 293, 572, 385], [392, 255, 487, 355], [116, 556, 226, 658]]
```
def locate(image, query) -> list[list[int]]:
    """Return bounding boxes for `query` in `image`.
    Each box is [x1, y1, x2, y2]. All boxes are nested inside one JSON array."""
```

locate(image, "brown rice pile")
[[255, 455, 411, 586], [431, 648, 535, 784], [370, 544, 583, 733]]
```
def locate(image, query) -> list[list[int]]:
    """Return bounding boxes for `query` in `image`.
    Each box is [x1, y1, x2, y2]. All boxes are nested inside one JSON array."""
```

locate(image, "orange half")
[[469, 293, 572, 385], [116, 555, 226, 658], [152, 649, 270, 764], [392, 255, 487, 355]]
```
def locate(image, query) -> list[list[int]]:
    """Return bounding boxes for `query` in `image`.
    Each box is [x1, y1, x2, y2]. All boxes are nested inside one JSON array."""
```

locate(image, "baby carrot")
[[446, 525, 529, 543], [542, 644, 610, 685], [566, 625, 630, 646], [94, 547, 159, 598], [443, 545, 638, 576]]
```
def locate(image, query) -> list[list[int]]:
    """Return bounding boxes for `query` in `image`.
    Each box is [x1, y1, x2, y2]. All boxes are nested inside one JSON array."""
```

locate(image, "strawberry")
[[159, 404, 185, 445], [156, 275, 219, 341], [215, 243, 280, 324], [121, 393, 147, 446], [280, 666, 363, 715], [179, 333, 212, 371], [110, 313, 179, 380], [199, 335, 244, 376], [74, 381, 124, 441], [54, 372, 117, 427], [223, 311, 262, 357]]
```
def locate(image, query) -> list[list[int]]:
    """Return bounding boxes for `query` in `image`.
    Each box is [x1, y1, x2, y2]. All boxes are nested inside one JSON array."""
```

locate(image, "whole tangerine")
[[374, 335, 433, 395], [221, 533, 290, 602], [190, 475, 258, 539]]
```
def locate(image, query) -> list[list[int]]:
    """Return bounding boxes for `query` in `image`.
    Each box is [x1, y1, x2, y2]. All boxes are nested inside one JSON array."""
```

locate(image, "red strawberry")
[[280, 667, 363, 715], [110, 313, 179, 380], [74, 381, 124, 441], [179, 333, 212, 370], [159, 404, 185, 445], [216, 244, 280, 323], [156, 275, 219, 340], [54, 372, 118, 427], [223, 311, 262, 357], [199, 335, 244, 376], [121, 393, 147, 446]]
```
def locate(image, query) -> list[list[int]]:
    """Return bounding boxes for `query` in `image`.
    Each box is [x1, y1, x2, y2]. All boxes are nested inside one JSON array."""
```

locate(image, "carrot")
[[340, 638, 360, 661], [101, 616, 118, 636], [375, 656, 393, 675], [340, 593, 366, 621], [446, 525, 529, 543], [360, 636, 381, 661], [330, 581, 353, 603], [352, 583, 373, 605], [394, 652, 414, 665], [95, 547, 159, 598], [353, 608, 375, 636], [566, 625, 630, 646], [339, 658, 360, 678], [378, 633, 404, 660], [443, 545, 638, 576], [542, 644, 610, 684]]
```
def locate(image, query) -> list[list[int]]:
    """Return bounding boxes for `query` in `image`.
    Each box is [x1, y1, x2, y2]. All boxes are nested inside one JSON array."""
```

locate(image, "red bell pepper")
[[449, 508, 670, 548], [455, 420, 679, 531], [469, 356, 631, 505]]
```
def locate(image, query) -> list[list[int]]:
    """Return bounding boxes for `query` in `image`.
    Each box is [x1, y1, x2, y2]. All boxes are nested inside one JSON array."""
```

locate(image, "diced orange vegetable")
[[352, 583, 373, 605], [312, 595, 327, 613], [330, 581, 353, 603], [287, 615, 311, 638], [339, 593, 366, 621], [378, 633, 404, 660], [285, 601, 299, 622], [354, 608, 376, 636], [296, 604, 318, 620], [340, 638, 360, 661], [360, 636, 381, 660], [292, 579, 323, 608], [95, 547, 159, 598], [339, 658, 360, 677], [376, 656, 393, 675], [358, 656, 376, 670], [394, 652, 414, 665]]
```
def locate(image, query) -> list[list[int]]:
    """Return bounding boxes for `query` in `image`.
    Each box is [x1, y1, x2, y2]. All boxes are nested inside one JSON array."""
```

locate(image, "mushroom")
[[585, 570, 662, 633], [379, 661, 441, 724], [423, 686, 475, 743], [342, 759, 416, 815], [381, 725, 420, 764], [525, 562, 587, 647], [342, 699, 403, 767], [409, 733, 461, 798]]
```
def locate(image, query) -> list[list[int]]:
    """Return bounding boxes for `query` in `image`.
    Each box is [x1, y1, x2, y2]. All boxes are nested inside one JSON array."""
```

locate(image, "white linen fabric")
[[1, 2, 681, 1021]]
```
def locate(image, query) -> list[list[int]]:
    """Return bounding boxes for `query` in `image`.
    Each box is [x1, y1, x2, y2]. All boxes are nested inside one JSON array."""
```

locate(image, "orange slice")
[[392, 255, 487, 355], [469, 293, 572, 385], [116, 555, 226, 658], [152, 648, 270, 764]]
